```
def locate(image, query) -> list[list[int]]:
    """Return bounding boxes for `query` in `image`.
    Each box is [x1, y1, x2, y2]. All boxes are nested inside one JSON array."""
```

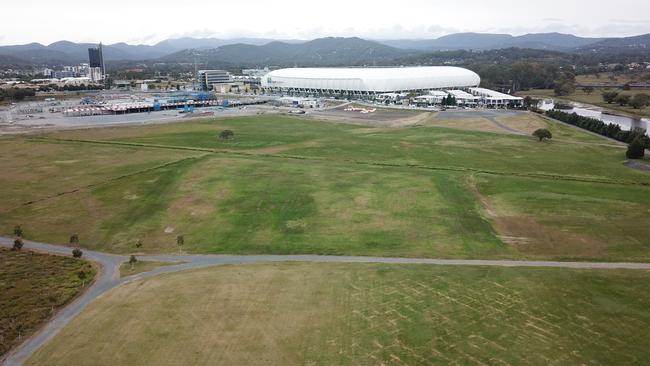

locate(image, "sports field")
[[1, 113, 649, 261], [26, 263, 650, 366]]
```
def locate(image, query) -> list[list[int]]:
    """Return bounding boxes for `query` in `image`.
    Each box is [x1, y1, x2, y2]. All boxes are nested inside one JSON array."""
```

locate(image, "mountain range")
[[0, 32, 648, 68]]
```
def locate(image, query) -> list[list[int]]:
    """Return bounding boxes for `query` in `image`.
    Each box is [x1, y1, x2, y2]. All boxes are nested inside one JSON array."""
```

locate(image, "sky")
[[1, 0, 649, 45]]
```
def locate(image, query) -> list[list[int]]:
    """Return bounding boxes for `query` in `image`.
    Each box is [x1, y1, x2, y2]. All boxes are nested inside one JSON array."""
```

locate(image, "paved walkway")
[[2, 237, 650, 365]]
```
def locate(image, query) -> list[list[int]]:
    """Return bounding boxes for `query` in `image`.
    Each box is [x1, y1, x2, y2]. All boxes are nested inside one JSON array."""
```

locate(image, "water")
[[539, 100, 650, 132]]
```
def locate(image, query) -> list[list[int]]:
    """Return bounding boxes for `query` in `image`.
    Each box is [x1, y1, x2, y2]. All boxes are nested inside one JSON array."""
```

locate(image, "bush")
[[630, 94, 650, 109], [602, 91, 619, 104], [219, 130, 234, 140], [533, 128, 553, 141], [614, 95, 631, 106], [626, 137, 646, 159], [12, 238, 23, 251], [72, 248, 83, 258]]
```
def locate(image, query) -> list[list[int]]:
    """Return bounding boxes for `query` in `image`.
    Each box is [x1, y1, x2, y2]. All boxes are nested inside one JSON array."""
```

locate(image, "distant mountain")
[[576, 33, 650, 54], [0, 54, 29, 68], [381, 33, 603, 51], [0, 32, 648, 68], [163, 37, 416, 68]]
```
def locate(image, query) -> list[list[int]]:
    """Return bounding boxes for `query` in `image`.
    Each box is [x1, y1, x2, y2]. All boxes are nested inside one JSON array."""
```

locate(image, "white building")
[[469, 87, 523, 107], [261, 66, 480, 96]]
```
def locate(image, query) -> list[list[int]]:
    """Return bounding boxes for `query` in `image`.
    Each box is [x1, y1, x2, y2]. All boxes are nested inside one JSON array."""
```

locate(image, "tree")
[[176, 235, 184, 254], [69, 234, 79, 246], [72, 248, 83, 258], [602, 91, 619, 104], [533, 128, 552, 142], [523, 96, 534, 108], [135, 239, 143, 249], [12, 238, 23, 251], [13, 225, 23, 238], [626, 136, 646, 159], [614, 95, 631, 106], [77, 270, 88, 286], [582, 86, 594, 95], [129, 255, 138, 270], [630, 94, 650, 109], [553, 73, 576, 96], [219, 130, 234, 140]]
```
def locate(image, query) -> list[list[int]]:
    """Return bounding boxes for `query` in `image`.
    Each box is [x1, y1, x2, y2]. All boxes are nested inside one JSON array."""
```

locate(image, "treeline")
[[37, 84, 104, 92], [545, 109, 649, 147], [0, 88, 36, 101]]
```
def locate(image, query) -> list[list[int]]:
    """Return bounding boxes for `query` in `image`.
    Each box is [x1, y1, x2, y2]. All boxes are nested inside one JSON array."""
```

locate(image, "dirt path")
[[2, 237, 650, 365], [624, 159, 650, 173]]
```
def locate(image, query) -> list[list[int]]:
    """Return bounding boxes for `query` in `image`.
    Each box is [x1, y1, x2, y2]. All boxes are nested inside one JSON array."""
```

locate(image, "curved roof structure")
[[261, 66, 480, 92]]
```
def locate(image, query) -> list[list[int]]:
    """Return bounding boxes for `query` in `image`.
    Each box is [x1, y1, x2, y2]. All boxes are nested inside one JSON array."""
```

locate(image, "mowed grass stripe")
[[31, 136, 650, 187]]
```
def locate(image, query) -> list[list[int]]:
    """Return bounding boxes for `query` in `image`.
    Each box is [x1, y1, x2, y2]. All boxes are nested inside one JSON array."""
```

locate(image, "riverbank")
[[519, 89, 650, 120]]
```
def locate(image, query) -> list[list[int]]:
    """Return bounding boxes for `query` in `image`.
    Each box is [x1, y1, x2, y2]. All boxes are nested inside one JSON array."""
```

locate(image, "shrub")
[[533, 128, 552, 141], [602, 91, 619, 104], [219, 130, 234, 140], [12, 238, 23, 251], [626, 137, 646, 159], [72, 248, 83, 258]]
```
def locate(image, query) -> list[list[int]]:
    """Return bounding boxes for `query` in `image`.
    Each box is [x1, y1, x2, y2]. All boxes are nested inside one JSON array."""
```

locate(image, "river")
[[539, 100, 650, 132]]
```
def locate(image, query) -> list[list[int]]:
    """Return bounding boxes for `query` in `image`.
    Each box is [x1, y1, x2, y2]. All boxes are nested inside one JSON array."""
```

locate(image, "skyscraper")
[[88, 42, 105, 81]]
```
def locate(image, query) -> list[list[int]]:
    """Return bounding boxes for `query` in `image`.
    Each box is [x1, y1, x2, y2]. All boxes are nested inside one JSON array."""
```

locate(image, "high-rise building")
[[88, 42, 105, 81], [197, 70, 231, 91]]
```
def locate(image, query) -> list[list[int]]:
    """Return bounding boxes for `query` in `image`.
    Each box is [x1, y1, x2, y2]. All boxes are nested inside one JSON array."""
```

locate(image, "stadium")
[[261, 66, 522, 107], [261, 66, 480, 94]]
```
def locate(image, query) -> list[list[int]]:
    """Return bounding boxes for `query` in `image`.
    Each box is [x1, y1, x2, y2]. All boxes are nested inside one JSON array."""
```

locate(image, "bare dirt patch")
[[467, 175, 608, 258]]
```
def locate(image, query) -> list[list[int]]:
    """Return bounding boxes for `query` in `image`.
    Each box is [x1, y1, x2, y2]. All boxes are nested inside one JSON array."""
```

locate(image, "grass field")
[[521, 88, 650, 119], [1, 114, 649, 260], [0, 248, 95, 357], [26, 263, 650, 365]]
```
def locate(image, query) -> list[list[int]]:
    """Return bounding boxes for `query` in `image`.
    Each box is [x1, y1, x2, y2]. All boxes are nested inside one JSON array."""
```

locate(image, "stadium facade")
[[261, 66, 480, 95]]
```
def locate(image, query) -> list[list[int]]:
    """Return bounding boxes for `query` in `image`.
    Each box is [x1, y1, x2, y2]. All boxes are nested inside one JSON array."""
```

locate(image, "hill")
[[163, 37, 416, 68], [576, 33, 650, 54], [382, 32, 603, 51]]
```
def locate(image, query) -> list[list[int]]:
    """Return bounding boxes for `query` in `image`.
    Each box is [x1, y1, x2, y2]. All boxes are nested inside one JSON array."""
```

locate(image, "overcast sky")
[[1, 0, 649, 45]]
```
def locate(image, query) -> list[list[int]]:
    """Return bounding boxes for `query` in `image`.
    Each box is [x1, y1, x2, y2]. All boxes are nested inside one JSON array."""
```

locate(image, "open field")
[[0, 248, 95, 357], [0, 114, 649, 260], [26, 262, 650, 365], [521, 88, 650, 119]]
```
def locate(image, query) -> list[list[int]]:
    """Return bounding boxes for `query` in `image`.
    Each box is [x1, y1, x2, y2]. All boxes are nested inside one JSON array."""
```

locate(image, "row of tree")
[[545, 110, 650, 148], [0, 88, 36, 101], [441, 95, 458, 106], [602, 91, 650, 109]]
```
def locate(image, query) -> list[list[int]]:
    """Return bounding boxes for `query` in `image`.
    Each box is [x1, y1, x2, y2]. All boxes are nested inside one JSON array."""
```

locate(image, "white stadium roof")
[[262, 67, 480, 93]]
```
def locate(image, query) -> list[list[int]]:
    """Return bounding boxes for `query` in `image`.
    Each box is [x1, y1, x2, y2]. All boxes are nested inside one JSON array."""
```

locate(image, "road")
[[2, 237, 650, 365]]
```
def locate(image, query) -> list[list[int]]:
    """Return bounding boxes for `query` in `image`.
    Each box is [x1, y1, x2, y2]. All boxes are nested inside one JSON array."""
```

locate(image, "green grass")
[[475, 174, 650, 261], [0, 248, 95, 357], [26, 263, 650, 365], [1, 114, 649, 260]]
